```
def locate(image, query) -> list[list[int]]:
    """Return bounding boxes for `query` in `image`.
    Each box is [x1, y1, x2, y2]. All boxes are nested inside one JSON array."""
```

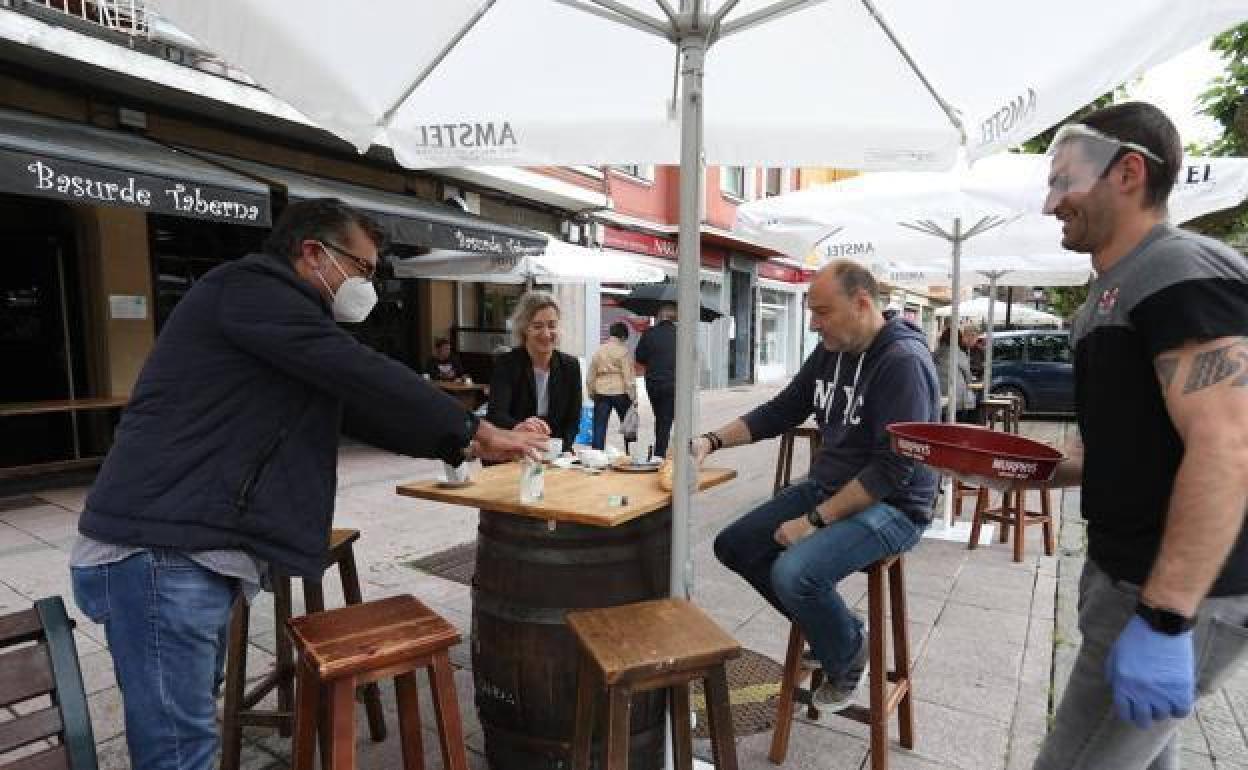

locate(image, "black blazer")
[[487, 347, 583, 448]]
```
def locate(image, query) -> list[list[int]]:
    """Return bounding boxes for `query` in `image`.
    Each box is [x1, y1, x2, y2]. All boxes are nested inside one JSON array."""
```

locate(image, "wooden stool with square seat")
[[288, 594, 468, 770], [968, 486, 1056, 563], [568, 598, 742, 770], [774, 425, 822, 494], [770, 554, 914, 770], [220, 528, 386, 770]]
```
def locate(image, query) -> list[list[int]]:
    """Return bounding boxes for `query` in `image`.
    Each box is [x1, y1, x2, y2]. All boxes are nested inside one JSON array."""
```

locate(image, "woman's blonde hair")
[[510, 290, 561, 345]]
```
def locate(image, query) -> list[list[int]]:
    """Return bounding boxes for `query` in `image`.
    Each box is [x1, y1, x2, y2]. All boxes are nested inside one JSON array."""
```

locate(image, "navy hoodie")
[[742, 318, 941, 522]]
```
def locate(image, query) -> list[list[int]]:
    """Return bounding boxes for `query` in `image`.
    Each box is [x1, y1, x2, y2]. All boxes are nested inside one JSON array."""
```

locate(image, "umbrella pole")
[[984, 274, 999, 395], [941, 219, 962, 531], [670, 22, 706, 603]]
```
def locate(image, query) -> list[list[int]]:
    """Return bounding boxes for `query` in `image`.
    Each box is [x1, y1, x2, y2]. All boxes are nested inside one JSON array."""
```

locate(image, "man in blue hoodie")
[[695, 259, 940, 711]]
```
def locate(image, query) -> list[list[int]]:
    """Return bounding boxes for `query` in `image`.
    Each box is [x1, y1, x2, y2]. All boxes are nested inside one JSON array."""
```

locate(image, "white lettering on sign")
[[26, 160, 259, 221], [991, 457, 1039, 478], [453, 229, 505, 254], [895, 439, 930, 458], [164, 184, 260, 222]]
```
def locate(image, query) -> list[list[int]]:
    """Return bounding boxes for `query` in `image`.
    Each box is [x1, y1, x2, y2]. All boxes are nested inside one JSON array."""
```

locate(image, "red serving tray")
[[887, 422, 1064, 484]]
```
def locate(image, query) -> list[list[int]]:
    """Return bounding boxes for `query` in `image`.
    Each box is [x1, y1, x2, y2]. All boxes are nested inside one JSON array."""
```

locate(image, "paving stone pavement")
[[2, 383, 1246, 768]]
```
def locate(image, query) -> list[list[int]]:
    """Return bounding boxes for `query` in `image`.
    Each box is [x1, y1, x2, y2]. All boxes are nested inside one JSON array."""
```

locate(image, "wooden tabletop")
[[397, 461, 737, 527], [0, 397, 128, 417]]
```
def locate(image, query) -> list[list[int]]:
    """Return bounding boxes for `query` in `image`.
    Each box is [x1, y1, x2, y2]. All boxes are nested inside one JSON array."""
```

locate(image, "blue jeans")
[[591, 394, 632, 450], [71, 550, 238, 770], [714, 479, 923, 677]]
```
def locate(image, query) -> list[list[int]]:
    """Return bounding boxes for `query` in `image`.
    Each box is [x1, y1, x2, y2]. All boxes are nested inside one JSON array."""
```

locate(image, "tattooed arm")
[[1143, 336, 1248, 616]]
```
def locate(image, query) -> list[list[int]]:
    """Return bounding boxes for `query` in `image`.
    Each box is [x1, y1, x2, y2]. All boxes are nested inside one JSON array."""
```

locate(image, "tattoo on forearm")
[[1155, 356, 1179, 390], [1182, 339, 1248, 394]]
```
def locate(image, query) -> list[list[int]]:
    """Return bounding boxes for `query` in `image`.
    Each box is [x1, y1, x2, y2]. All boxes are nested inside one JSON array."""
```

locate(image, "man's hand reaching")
[[472, 420, 547, 463]]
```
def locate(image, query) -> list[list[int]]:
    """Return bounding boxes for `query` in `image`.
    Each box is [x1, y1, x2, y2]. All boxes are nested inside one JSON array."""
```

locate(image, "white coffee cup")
[[545, 438, 563, 462], [575, 447, 609, 469], [443, 461, 469, 484], [630, 441, 651, 465]]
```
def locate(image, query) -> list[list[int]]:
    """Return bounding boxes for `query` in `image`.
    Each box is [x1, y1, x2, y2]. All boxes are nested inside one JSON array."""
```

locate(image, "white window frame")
[[610, 164, 655, 183], [720, 166, 746, 200]]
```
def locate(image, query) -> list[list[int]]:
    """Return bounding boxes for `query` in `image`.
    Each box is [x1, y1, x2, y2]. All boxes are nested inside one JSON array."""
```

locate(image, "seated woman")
[[487, 291, 583, 450]]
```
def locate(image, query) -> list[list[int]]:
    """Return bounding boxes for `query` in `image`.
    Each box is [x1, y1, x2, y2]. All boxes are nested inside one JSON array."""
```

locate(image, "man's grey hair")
[[657, 302, 679, 321], [820, 259, 881, 304], [510, 290, 561, 345]]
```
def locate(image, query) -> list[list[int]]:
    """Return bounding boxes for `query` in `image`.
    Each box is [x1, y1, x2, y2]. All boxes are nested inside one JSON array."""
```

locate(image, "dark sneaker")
[[810, 635, 868, 713]]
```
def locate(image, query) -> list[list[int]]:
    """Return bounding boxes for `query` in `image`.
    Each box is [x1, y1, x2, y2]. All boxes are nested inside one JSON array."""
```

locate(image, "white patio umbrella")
[[391, 238, 667, 284], [150, 0, 1248, 608], [934, 296, 1063, 327]]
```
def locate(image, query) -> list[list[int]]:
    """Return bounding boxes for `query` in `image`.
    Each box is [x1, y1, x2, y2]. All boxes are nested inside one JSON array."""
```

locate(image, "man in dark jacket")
[[69, 199, 545, 770], [634, 302, 677, 457], [694, 260, 940, 713]]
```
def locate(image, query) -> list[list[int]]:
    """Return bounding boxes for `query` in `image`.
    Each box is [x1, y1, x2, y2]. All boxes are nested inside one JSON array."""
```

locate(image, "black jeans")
[[591, 393, 632, 450], [646, 381, 675, 458]]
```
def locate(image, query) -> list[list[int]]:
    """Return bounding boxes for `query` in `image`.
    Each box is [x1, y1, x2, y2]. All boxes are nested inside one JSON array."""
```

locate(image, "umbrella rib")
[[379, 0, 498, 127], [717, 0, 833, 40], [858, 0, 966, 145], [654, 0, 679, 28], [568, 0, 676, 39]]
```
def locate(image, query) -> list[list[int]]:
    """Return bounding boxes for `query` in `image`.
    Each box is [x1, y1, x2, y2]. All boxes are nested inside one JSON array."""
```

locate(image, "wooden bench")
[[0, 596, 97, 770], [0, 397, 127, 480]]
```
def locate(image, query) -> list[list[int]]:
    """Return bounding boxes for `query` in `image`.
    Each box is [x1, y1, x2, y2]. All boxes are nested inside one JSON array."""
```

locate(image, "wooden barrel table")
[[473, 507, 670, 769], [396, 462, 737, 770]]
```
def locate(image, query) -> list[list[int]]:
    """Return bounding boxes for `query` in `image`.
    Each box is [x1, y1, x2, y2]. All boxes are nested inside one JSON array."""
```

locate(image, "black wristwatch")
[[805, 509, 826, 529], [1135, 602, 1195, 636]]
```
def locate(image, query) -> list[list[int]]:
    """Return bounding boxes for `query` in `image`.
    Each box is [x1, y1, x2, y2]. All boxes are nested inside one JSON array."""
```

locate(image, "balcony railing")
[[26, 0, 149, 37]]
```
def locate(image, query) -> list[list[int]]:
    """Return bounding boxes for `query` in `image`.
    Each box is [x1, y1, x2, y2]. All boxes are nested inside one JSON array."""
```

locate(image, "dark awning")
[[0, 108, 270, 226], [186, 151, 546, 257]]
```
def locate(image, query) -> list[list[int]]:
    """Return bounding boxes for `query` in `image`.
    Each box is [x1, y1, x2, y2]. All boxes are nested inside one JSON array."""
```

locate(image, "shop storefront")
[[599, 226, 732, 389], [755, 260, 811, 383], [0, 107, 271, 476]]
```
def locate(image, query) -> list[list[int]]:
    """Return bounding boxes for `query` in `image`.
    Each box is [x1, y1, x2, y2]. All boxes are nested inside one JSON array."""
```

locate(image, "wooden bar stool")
[[288, 594, 468, 770], [980, 397, 1020, 434], [770, 554, 914, 770], [568, 598, 742, 770], [968, 486, 1056, 563], [774, 425, 822, 494], [221, 528, 386, 770]]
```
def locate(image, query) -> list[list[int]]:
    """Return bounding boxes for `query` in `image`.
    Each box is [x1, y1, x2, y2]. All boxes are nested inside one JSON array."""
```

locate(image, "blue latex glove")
[[1105, 614, 1195, 730]]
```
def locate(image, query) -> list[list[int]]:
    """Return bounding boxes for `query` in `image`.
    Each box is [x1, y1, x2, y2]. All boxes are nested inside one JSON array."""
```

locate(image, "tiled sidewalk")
[[2, 384, 1244, 768]]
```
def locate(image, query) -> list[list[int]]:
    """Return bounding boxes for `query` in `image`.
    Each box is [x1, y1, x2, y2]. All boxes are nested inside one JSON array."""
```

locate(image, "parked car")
[[974, 329, 1074, 414]]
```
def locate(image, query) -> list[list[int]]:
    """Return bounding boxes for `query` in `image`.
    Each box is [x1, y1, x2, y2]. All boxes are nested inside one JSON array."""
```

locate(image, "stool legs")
[[704, 667, 740, 770], [292, 662, 320, 770], [888, 560, 915, 751], [669, 684, 694, 770], [395, 673, 426, 770], [338, 548, 389, 742], [605, 686, 632, 770], [429, 651, 469, 770], [768, 626, 804, 763], [327, 679, 358, 770], [1041, 489, 1055, 556], [220, 597, 250, 770], [571, 657, 597, 770], [770, 559, 913, 770], [276, 577, 296, 737]]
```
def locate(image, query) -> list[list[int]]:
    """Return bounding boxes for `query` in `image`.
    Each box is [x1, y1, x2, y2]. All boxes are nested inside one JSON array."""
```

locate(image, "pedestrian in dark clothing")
[[634, 302, 677, 457], [69, 199, 545, 770], [424, 337, 465, 381]]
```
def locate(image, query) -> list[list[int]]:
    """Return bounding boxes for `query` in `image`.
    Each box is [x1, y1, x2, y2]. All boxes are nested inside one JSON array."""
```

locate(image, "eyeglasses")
[[321, 241, 378, 281]]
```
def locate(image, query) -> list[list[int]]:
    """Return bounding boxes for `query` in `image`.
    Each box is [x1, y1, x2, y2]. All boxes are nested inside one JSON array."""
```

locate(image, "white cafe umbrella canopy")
[[934, 296, 1064, 327], [150, 0, 1248, 600], [391, 237, 667, 284]]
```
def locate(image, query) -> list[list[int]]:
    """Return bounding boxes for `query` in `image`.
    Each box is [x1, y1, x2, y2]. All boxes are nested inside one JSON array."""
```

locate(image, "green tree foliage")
[[1190, 23, 1248, 246]]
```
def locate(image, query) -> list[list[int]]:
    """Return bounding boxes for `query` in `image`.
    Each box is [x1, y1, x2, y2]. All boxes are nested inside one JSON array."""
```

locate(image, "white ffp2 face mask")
[[317, 244, 378, 323]]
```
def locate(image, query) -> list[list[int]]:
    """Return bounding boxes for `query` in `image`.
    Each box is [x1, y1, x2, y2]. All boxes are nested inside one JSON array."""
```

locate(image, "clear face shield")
[[1039, 123, 1165, 215]]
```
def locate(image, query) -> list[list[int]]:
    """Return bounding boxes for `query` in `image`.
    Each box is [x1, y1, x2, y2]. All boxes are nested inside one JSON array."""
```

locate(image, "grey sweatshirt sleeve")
[[857, 347, 939, 500], [741, 351, 818, 441]]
